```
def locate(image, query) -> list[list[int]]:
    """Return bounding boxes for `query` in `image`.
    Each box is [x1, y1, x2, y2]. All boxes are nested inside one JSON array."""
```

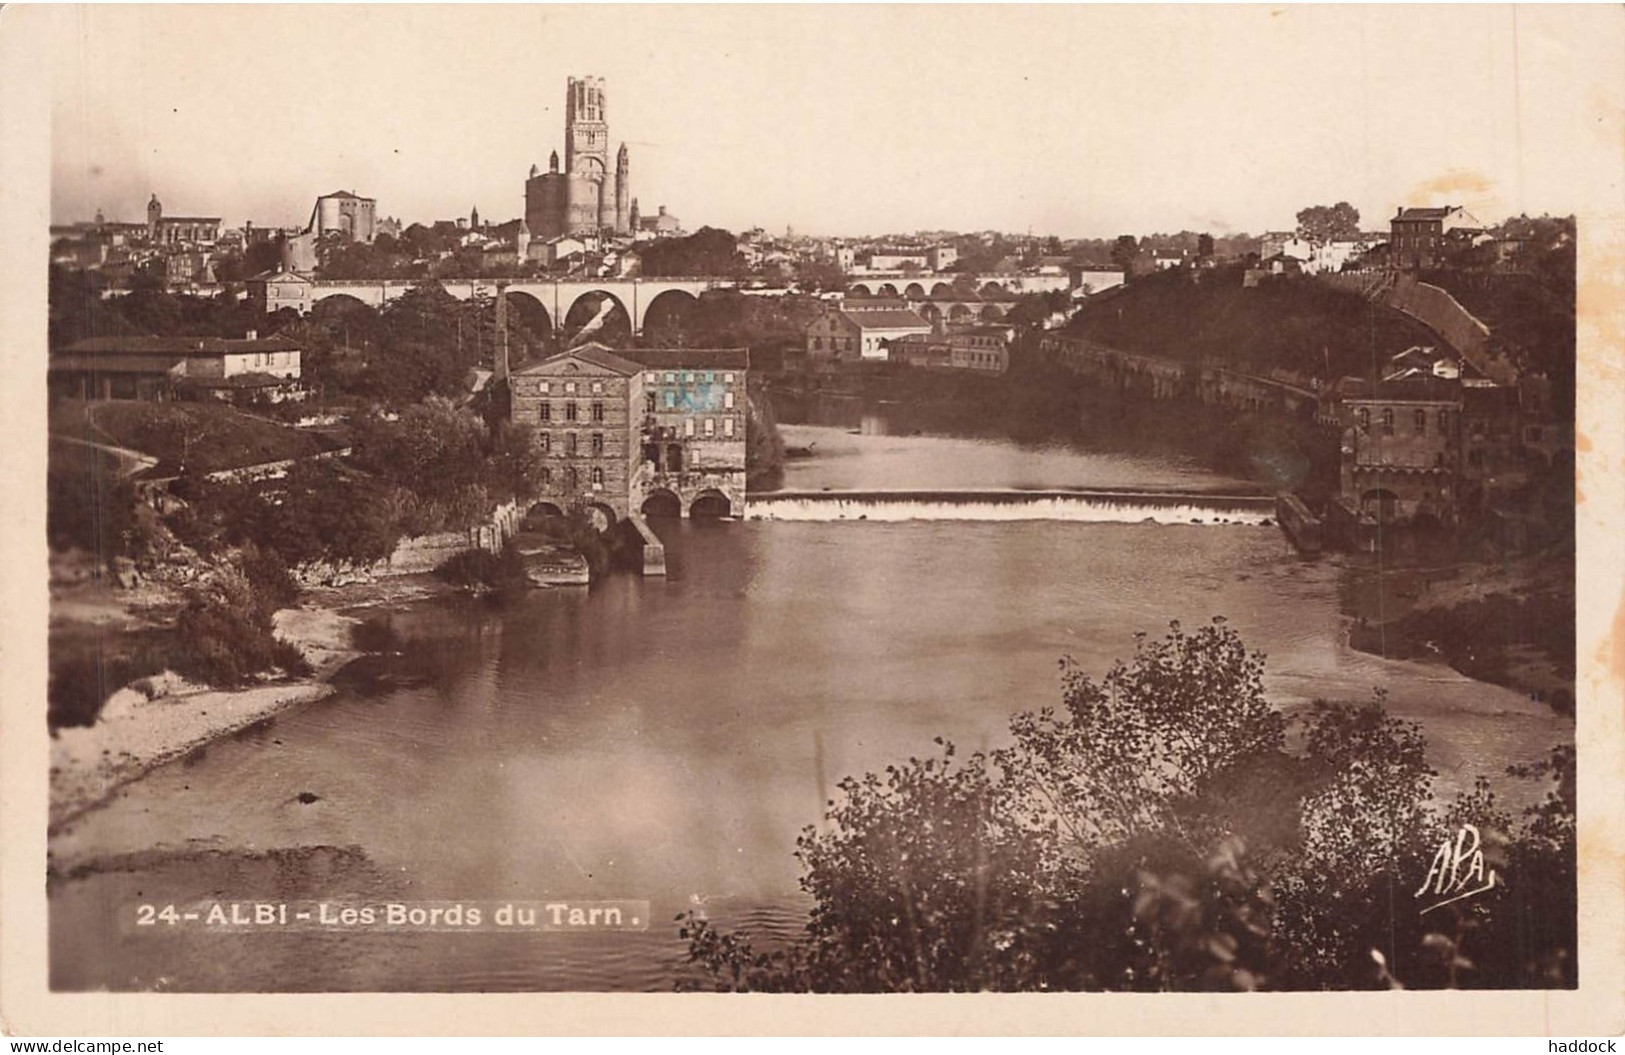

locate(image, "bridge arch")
[[979, 303, 1007, 321], [311, 291, 377, 315], [584, 501, 619, 533], [846, 284, 871, 298], [948, 303, 975, 324], [979, 281, 1007, 297], [640, 488, 682, 519], [642, 288, 702, 342], [563, 290, 632, 347], [903, 282, 926, 300], [502, 290, 554, 362], [917, 303, 943, 329], [930, 282, 953, 298], [526, 501, 567, 523], [876, 283, 900, 298], [1360, 488, 1400, 523], [688, 489, 734, 519], [503, 289, 552, 332]]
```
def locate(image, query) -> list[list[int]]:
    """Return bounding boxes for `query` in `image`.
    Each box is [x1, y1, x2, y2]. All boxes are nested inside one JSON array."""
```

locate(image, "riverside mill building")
[[506, 343, 750, 528]]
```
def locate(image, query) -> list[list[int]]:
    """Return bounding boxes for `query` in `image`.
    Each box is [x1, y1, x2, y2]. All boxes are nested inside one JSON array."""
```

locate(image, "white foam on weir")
[[744, 491, 1275, 525]]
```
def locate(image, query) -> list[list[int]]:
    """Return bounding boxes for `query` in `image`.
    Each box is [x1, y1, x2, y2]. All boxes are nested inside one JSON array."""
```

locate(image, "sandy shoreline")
[[46, 574, 458, 832]]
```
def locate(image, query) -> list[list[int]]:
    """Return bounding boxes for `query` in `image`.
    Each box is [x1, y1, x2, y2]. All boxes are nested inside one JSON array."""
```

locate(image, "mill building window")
[[591, 402, 604, 422], [565, 433, 578, 456], [539, 433, 551, 454], [1381, 408, 1395, 436], [1415, 409, 1427, 435], [539, 403, 552, 422], [591, 467, 604, 487], [591, 433, 604, 455], [566, 403, 578, 422]]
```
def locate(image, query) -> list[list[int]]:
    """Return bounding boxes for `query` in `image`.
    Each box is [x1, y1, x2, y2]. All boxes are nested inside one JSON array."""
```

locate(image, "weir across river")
[[744, 489, 1276, 525]]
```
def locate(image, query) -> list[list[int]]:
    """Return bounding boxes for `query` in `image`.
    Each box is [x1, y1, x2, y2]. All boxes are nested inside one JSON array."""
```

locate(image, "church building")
[[525, 76, 632, 240]]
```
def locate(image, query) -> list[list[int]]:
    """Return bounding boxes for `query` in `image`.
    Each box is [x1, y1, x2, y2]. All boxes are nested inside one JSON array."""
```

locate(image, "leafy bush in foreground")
[[678, 619, 1575, 992]]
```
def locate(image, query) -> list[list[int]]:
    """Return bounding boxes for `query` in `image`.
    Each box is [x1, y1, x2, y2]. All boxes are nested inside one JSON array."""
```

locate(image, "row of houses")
[[1249, 205, 1539, 280], [48, 334, 305, 405], [799, 302, 1010, 374]]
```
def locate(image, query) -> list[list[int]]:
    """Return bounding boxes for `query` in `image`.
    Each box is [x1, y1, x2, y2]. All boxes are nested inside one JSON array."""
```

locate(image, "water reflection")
[[49, 441, 1571, 992]]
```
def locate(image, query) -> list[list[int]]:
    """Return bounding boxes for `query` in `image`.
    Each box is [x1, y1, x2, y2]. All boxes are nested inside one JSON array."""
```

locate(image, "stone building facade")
[[1389, 205, 1485, 270], [311, 190, 377, 244], [632, 349, 750, 518], [507, 344, 750, 523], [525, 77, 632, 239], [507, 344, 645, 527], [1336, 376, 1463, 524]]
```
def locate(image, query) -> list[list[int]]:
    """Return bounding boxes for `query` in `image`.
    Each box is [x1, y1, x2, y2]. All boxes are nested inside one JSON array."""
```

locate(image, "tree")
[[639, 227, 745, 277], [1295, 202, 1361, 244], [677, 620, 1577, 992], [1110, 235, 1141, 274]]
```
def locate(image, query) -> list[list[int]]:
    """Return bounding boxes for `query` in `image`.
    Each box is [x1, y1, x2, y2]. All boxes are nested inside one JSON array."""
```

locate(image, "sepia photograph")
[[4, 1, 1623, 1035]]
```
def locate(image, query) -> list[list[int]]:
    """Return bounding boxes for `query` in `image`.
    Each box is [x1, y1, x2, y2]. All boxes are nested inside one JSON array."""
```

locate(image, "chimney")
[[245, 328, 258, 340]]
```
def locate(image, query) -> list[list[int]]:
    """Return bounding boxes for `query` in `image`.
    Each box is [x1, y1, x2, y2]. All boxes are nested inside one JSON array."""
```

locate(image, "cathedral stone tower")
[[614, 143, 631, 235], [565, 76, 613, 234], [525, 77, 632, 240]]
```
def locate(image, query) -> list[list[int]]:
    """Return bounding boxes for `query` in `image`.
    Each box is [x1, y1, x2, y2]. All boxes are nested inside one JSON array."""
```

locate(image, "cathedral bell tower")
[[614, 142, 631, 235]]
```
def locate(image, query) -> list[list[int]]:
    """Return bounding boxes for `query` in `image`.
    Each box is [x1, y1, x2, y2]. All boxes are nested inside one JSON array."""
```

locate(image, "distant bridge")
[[253, 275, 738, 335], [844, 270, 1124, 300]]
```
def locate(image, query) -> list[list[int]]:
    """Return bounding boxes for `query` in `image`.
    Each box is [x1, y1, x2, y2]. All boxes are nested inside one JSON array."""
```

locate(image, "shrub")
[[677, 620, 1577, 992], [167, 567, 311, 689], [433, 546, 529, 591]]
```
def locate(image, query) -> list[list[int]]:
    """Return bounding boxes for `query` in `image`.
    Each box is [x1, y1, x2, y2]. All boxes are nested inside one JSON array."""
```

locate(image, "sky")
[[43, 4, 1625, 239]]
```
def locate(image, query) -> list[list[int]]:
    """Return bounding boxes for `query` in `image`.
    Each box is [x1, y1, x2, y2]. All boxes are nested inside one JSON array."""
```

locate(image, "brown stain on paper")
[[1406, 168, 1496, 202]]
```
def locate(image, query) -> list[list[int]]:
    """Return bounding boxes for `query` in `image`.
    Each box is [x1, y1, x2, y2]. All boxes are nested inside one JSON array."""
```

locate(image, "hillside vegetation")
[[49, 400, 339, 475], [1066, 266, 1436, 382]]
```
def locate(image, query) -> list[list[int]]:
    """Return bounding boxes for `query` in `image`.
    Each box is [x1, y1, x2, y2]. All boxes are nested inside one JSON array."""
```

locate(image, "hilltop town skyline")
[[47, 6, 1614, 240]]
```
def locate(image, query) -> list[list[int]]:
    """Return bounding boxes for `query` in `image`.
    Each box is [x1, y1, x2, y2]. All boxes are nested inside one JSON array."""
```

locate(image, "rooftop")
[[839, 309, 931, 330], [1393, 206, 1458, 221], [625, 349, 750, 371], [1336, 376, 1463, 403]]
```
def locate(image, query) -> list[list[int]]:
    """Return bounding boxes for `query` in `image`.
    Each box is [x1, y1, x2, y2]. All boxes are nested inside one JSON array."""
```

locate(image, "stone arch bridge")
[[269, 276, 736, 336]]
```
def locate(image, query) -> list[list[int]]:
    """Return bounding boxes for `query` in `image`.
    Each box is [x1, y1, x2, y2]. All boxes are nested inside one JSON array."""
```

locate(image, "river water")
[[49, 425, 1571, 992]]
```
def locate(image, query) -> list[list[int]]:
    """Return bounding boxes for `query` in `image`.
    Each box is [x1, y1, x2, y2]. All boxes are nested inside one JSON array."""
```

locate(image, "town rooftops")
[[321, 190, 371, 200], [838, 309, 931, 330], [57, 335, 303, 357], [158, 215, 223, 224], [519, 342, 646, 376], [624, 349, 750, 371]]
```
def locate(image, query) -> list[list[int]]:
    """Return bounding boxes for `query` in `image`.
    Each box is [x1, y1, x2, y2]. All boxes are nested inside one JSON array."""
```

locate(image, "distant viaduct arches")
[[265, 276, 734, 335]]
